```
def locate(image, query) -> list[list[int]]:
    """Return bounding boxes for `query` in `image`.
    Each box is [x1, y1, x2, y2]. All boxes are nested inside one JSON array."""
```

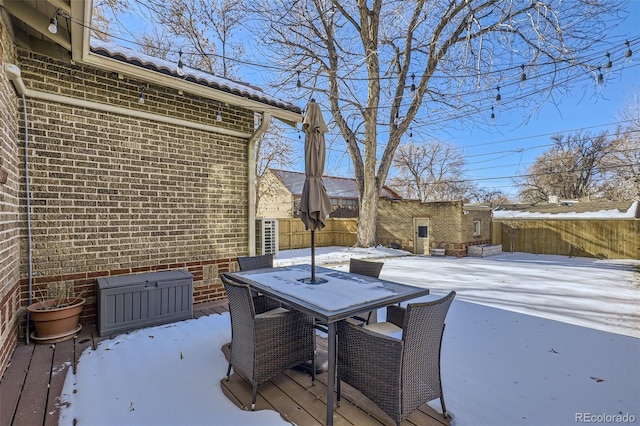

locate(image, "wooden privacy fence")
[[278, 218, 358, 250], [492, 219, 640, 260]]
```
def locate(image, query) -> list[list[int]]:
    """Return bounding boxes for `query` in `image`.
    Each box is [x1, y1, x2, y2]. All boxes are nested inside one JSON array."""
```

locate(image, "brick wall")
[[11, 49, 255, 334], [377, 199, 491, 256], [0, 20, 21, 379]]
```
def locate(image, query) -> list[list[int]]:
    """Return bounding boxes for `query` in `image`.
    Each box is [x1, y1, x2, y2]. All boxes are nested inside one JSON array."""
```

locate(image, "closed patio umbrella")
[[300, 99, 331, 283]]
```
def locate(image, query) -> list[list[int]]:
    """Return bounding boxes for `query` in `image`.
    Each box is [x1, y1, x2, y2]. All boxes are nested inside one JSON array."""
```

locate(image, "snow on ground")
[[58, 248, 640, 426]]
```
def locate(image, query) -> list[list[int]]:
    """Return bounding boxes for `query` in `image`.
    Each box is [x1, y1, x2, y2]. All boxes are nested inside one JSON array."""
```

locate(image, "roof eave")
[[79, 52, 302, 127]]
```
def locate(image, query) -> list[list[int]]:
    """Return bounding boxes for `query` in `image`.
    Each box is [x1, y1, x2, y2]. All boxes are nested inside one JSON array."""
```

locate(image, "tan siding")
[[257, 170, 293, 218]]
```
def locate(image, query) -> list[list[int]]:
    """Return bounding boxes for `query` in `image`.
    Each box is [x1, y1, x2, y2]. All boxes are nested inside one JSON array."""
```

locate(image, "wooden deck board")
[[0, 344, 34, 424], [44, 337, 74, 426], [12, 343, 54, 426]]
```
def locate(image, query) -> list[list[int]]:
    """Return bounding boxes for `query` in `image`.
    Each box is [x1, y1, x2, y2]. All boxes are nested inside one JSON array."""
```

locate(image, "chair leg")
[[251, 384, 258, 410], [226, 363, 232, 381], [312, 350, 317, 383], [440, 395, 449, 419]]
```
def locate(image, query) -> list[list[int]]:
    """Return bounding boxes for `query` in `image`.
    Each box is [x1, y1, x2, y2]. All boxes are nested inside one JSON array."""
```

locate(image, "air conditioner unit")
[[256, 218, 279, 256]]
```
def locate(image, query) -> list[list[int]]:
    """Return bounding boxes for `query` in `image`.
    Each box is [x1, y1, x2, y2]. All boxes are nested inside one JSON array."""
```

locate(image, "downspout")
[[247, 112, 271, 256], [4, 63, 32, 344]]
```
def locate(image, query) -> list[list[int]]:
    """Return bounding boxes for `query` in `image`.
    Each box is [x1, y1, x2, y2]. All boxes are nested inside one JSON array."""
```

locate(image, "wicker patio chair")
[[349, 258, 384, 325], [337, 291, 456, 425], [349, 258, 384, 278], [237, 253, 273, 271], [222, 274, 315, 410]]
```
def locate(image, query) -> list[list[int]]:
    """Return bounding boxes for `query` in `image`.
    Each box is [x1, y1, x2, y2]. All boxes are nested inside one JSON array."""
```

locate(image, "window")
[[418, 225, 428, 238], [473, 220, 481, 236]]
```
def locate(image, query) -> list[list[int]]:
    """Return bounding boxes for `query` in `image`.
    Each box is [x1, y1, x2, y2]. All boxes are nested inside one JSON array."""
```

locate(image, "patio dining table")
[[227, 263, 430, 426]]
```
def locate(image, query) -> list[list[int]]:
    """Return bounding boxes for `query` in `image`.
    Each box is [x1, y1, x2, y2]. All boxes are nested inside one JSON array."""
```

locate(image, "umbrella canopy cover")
[[300, 101, 332, 231]]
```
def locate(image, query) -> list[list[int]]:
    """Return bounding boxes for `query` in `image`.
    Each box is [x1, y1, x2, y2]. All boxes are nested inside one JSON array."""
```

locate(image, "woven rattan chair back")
[[337, 291, 456, 425], [401, 291, 455, 420], [237, 254, 274, 271], [349, 258, 383, 278], [222, 274, 315, 410]]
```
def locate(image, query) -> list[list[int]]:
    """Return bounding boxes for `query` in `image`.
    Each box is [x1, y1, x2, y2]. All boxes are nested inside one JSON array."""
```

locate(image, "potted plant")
[[27, 289, 85, 343]]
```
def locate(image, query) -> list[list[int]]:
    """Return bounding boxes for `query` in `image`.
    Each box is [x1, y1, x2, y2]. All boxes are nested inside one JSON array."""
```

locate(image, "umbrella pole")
[[311, 230, 316, 282]]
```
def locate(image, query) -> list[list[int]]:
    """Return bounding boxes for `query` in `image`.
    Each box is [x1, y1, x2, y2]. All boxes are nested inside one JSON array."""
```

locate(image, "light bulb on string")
[[296, 70, 302, 88], [625, 40, 633, 63], [410, 73, 416, 92], [490, 106, 495, 122], [605, 52, 612, 73], [495, 86, 501, 106], [48, 13, 58, 34], [519, 64, 527, 88], [595, 67, 604, 88], [177, 50, 185, 77], [138, 86, 146, 104]]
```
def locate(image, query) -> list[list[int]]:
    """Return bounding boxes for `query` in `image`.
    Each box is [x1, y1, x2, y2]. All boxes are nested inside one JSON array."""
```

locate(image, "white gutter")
[[246, 113, 272, 255], [25, 89, 252, 139]]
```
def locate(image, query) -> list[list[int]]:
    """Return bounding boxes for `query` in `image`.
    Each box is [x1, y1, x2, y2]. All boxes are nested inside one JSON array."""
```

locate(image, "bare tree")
[[518, 131, 615, 203], [600, 91, 640, 200], [112, 0, 245, 77], [91, 0, 125, 40], [466, 188, 511, 204], [250, 0, 627, 247], [389, 140, 470, 201]]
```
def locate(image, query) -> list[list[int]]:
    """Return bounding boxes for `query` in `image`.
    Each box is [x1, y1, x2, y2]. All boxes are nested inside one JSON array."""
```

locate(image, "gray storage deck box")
[[96, 270, 193, 337]]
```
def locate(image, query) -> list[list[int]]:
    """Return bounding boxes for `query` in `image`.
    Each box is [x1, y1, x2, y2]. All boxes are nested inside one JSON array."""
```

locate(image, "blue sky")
[[272, 4, 640, 200], [108, 2, 639, 200]]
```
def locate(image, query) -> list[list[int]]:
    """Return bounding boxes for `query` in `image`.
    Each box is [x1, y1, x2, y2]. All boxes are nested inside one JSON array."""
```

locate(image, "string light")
[[519, 64, 527, 86], [177, 50, 185, 76], [48, 11, 58, 34], [625, 40, 633, 62], [490, 106, 495, 122], [605, 52, 612, 71], [138, 86, 146, 104], [596, 66, 604, 87], [495, 86, 501, 105], [410, 73, 416, 92], [296, 70, 302, 88]]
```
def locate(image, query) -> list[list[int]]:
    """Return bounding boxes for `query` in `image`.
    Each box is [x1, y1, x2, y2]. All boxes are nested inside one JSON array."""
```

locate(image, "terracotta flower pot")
[[28, 297, 85, 343]]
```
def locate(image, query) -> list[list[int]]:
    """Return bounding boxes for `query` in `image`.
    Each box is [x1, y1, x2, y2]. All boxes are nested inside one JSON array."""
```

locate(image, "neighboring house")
[[0, 1, 301, 378], [493, 200, 640, 259], [377, 199, 492, 256], [257, 168, 401, 218]]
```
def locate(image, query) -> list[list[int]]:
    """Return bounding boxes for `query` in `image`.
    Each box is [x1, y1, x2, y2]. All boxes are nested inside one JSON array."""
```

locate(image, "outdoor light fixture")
[[296, 70, 302, 88], [410, 73, 416, 92], [48, 11, 58, 34], [625, 40, 633, 62], [490, 106, 495, 122], [138, 86, 146, 104], [216, 102, 222, 121], [177, 50, 185, 77], [596, 67, 604, 87], [495, 86, 501, 105]]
